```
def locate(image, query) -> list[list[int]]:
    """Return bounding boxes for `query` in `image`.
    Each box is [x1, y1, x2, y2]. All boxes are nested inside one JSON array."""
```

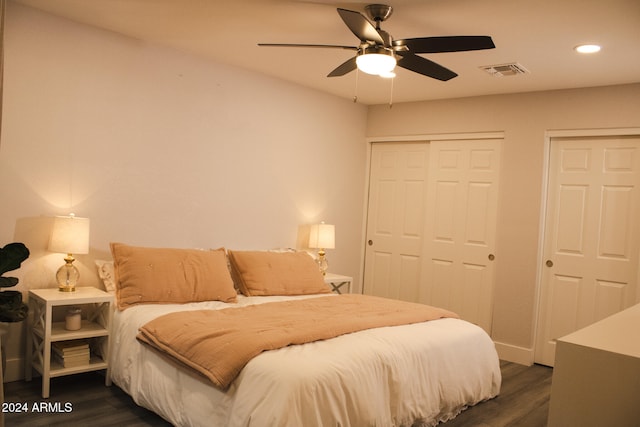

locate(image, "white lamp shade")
[[356, 52, 397, 75], [309, 223, 335, 249], [49, 216, 90, 255]]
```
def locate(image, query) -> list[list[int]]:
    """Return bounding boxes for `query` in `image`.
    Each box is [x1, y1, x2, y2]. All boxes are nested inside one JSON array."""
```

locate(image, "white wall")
[[0, 3, 368, 380], [367, 83, 640, 362]]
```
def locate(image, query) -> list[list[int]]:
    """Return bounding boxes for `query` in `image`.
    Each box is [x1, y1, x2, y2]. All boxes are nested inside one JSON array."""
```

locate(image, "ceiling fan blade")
[[327, 56, 357, 77], [397, 52, 457, 81], [337, 8, 384, 45], [394, 36, 495, 53], [258, 43, 357, 51]]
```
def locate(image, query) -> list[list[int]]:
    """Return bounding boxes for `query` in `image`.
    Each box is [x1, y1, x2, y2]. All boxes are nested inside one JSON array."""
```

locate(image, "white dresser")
[[547, 303, 640, 426]]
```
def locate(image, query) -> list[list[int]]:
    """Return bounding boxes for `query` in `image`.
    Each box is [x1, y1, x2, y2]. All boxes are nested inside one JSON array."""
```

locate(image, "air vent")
[[480, 62, 530, 77]]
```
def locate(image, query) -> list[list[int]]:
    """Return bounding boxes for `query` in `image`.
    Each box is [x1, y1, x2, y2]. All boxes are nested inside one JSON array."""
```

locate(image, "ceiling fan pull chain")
[[353, 68, 359, 103], [388, 76, 394, 109]]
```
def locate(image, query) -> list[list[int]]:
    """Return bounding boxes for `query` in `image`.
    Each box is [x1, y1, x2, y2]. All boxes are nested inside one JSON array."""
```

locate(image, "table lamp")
[[48, 215, 90, 292]]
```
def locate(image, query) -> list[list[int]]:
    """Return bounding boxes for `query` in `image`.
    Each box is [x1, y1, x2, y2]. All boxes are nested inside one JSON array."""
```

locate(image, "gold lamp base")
[[56, 254, 79, 292], [317, 249, 329, 276]]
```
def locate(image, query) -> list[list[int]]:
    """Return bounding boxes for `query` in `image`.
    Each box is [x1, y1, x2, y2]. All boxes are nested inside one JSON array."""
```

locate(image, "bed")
[[103, 243, 501, 427]]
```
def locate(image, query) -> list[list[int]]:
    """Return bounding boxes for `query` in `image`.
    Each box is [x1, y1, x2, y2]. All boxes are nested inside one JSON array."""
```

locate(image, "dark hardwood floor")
[[3, 371, 171, 427], [443, 361, 553, 427], [3, 361, 552, 426]]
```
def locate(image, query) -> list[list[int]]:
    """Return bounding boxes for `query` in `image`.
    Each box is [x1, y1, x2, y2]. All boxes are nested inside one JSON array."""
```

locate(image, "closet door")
[[535, 135, 640, 366], [362, 142, 429, 302], [420, 139, 502, 334]]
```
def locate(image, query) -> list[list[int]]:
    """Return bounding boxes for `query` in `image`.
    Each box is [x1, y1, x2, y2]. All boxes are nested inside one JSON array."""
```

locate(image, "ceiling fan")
[[259, 4, 495, 81]]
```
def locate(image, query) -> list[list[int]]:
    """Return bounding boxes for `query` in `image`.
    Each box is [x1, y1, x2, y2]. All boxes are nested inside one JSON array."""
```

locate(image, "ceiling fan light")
[[356, 49, 397, 75]]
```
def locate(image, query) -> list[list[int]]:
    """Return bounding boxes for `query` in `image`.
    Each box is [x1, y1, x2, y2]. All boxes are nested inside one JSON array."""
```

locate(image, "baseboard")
[[494, 341, 535, 366]]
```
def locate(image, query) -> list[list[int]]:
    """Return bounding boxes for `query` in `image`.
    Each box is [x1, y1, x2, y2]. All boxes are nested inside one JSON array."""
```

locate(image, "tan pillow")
[[228, 250, 330, 296], [111, 243, 237, 310]]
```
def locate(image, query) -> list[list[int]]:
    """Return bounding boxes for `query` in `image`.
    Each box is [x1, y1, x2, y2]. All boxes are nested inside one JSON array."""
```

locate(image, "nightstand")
[[25, 287, 114, 398], [324, 273, 353, 294]]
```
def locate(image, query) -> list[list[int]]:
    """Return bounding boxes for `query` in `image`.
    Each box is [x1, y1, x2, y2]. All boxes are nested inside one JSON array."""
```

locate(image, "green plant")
[[0, 242, 30, 322]]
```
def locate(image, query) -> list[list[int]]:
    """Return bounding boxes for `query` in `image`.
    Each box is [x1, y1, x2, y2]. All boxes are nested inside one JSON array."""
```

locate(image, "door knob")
[[368, 240, 373, 246], [546, 260, 554, 267], [488, 254, 495, 261]]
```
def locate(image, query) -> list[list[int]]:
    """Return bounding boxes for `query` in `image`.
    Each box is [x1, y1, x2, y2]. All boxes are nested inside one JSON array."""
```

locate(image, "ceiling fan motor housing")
[[365, 4, 393, 23]]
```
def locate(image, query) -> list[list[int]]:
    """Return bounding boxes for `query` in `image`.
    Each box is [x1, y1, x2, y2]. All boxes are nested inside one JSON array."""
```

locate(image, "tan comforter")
[[137, 294, 458, 389]]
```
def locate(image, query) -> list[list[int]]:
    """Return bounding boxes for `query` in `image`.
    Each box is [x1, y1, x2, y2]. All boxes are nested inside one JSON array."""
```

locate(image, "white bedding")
[[109, 294, 501, 427]]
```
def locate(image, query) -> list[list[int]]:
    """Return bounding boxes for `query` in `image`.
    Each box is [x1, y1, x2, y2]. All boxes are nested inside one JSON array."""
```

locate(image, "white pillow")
[[95, 259, 116, 293]]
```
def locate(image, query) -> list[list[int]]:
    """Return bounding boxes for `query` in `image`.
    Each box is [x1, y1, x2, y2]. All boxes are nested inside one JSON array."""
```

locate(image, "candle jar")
[[65, 307, 82, 331]]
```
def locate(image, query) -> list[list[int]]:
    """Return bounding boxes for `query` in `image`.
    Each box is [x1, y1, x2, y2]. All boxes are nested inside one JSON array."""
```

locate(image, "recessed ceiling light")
[[575, 44, 601, 54]]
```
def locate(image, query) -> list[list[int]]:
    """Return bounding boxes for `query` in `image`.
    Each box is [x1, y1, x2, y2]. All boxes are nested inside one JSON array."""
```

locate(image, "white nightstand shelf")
[[49, 319, 110, 339], [324, 273, 353, 294], [26, 287, 114, 398], [48, 355, 109, 377]]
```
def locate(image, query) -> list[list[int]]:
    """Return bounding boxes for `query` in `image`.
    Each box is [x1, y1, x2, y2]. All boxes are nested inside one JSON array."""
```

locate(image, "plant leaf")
[[0, 290, 28, 322], [0, 242, 30, 277], [0, 277, 19, 288]]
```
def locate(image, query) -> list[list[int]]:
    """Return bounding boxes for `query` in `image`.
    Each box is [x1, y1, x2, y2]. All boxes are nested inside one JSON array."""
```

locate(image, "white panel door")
[[421, 139, 502, 334], [363, 142, 429, 302], [535, 136, 640, 366]]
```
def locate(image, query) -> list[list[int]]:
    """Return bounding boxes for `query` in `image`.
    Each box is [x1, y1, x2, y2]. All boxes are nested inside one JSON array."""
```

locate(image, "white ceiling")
[[12, 0, 640, 105]]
